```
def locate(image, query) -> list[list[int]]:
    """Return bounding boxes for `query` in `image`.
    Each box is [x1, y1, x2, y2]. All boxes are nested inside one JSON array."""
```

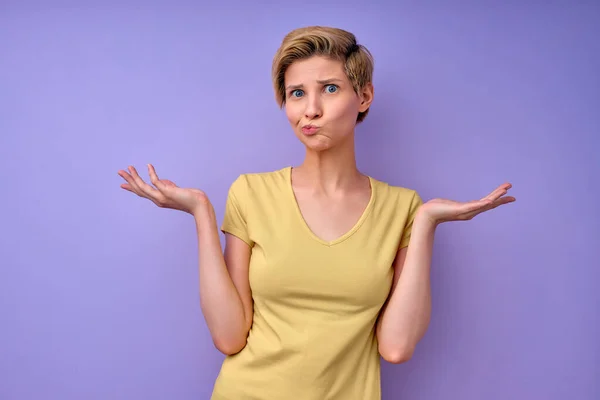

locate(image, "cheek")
[[330, 97, 360, 122], [284, 103, 300, 123]]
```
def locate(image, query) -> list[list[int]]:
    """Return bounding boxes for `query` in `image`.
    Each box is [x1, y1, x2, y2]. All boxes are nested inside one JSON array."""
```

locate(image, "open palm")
[[118, 164, 209, 215], [421, 183, 516, 225]]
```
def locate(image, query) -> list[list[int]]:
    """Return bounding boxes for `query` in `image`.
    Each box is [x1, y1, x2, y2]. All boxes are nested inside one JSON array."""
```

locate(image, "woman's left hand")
[[419, 183, 516, 226]]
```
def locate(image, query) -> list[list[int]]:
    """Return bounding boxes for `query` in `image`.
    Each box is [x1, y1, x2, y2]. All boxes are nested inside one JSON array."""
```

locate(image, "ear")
[[358, 82, 374, 113]]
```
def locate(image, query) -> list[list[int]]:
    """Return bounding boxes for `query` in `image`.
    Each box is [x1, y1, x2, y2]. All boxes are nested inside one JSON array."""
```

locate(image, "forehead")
[[284, 56, 347, 84]]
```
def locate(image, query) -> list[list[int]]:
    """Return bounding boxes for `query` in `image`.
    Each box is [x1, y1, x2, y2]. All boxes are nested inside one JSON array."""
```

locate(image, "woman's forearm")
[[194, 204, 249, 355], [377, 212, 436, 363]]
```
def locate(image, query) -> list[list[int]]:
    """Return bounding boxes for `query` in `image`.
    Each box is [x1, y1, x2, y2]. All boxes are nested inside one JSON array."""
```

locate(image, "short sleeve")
[[398, 190, 423, 249], [221, 175, 254, 246]]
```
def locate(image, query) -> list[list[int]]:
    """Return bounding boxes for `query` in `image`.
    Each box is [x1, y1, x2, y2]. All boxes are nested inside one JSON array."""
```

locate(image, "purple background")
[[1, 1, 598, 399]]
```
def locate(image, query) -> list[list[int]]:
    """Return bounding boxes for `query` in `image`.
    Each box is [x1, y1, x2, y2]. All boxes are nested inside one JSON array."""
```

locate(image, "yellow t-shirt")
[[211, 166, 422, 400]]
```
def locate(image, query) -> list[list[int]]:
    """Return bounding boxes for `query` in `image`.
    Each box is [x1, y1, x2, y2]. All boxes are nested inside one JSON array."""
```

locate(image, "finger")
[[461, 198, 493, 214], [120, 183, 134, 192], [489, 183, 512, 197], [147, 164, 169, 191], [128, 166, 160, 198], [118, 170, 144, 196], [463, 195, 516, 219], [481, 183, 512, 202], [490, 195, 516, 208], [481, 188, 510, 204], [462, 204, 494, 220]]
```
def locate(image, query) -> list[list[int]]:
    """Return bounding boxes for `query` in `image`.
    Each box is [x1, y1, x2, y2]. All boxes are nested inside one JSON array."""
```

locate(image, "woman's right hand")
[[118, 164, 210, 216]]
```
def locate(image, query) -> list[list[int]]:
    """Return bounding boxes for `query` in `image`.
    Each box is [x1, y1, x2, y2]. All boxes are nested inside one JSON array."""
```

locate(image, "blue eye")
[[325, 84, 338, 93], [290, 89, 304, 98]]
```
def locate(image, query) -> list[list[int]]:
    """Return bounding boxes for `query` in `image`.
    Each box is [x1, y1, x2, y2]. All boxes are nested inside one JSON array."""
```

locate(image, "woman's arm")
[[376, 212, 435, 364], [195, 204, 253, 356], [376, 182, 515, 364], [117, 165, 253, 356]]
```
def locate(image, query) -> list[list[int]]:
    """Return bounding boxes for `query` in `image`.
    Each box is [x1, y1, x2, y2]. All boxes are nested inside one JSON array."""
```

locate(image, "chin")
[[306, 142, 333, 152]]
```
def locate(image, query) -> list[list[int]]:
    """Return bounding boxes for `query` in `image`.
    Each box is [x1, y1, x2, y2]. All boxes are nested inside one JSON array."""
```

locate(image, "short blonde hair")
[[271, 26, 374, 123]]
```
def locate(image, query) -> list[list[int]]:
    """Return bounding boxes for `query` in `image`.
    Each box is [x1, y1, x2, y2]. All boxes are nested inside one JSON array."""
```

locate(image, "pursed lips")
[[301, 124, 320, 135]]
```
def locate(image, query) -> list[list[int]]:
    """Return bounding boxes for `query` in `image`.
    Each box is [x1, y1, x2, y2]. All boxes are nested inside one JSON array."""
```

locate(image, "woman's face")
[[283, 56, 373, 152]]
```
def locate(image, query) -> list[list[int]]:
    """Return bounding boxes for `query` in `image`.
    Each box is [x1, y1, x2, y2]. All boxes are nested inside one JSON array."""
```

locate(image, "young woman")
[[117, 26, 515, 400]]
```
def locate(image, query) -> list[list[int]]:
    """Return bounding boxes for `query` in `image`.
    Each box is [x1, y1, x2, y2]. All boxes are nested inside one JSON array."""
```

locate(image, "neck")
[[294, 134, 362, 193]]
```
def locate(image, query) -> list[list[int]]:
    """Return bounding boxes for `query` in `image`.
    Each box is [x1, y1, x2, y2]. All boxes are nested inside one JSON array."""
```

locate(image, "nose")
[[304, 94, 322, 120]]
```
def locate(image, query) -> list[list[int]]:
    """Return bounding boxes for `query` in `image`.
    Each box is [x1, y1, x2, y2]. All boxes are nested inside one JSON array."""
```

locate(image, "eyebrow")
[[285, 78, 344, 90]]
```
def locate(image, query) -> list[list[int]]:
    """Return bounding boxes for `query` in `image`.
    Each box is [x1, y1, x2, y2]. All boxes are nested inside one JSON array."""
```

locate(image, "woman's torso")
[[211, 167, 421, 400]]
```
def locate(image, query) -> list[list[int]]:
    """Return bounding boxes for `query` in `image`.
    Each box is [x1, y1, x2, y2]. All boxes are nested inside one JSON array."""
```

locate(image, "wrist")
[[414, 208, 440, 229], [192, 201, 215, 222], [194, 207, 220, 240]]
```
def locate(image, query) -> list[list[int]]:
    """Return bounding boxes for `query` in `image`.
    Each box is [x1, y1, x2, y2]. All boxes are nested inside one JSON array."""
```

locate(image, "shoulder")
[[371, 176, 421, 205], [228, 167, 290, 196], [241, 167, 289, 186]]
